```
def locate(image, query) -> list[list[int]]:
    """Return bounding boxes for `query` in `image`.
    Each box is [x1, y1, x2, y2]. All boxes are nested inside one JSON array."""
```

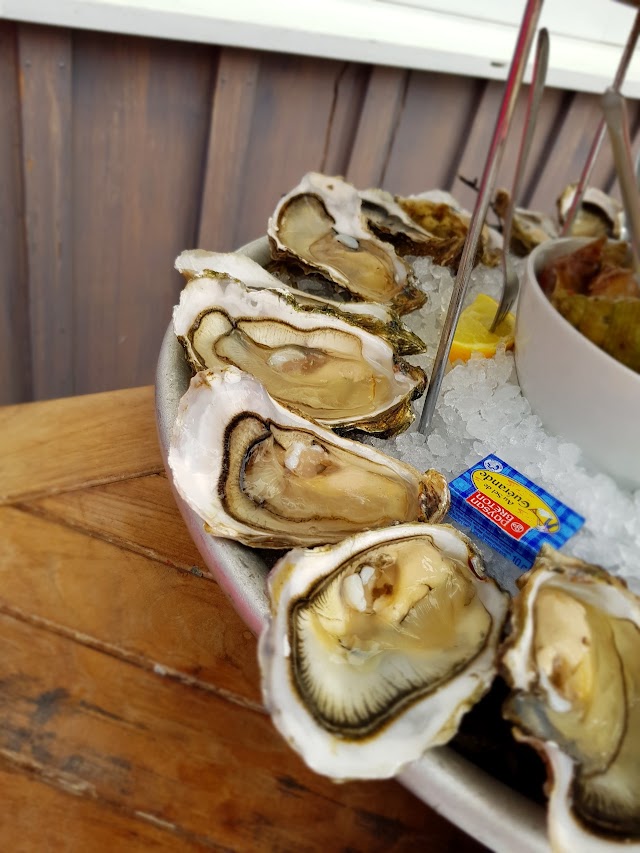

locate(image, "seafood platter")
[[155, 169, 640, 853]]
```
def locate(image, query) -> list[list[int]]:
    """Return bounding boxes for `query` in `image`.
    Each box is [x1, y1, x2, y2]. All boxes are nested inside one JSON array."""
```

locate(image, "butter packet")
[[448, 454, 585, 570]]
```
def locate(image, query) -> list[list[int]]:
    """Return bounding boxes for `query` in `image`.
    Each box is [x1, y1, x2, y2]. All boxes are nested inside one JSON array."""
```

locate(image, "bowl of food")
[[515, 236, 640, 490]]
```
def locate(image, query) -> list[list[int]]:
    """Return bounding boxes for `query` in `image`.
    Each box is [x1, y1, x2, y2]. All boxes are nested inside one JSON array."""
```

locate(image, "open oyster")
[[175, 249, 426, 356], [501, 546, 640, 851], [359, 187, 435, 249], [173, 269, 426, 436], [396, 193, 502, 269], [493, 188, 558, 256], [259, 523, 508, 779], [557, 185, 624, 240], [268, 173, 426, 314], [168, 368, 449, 549]]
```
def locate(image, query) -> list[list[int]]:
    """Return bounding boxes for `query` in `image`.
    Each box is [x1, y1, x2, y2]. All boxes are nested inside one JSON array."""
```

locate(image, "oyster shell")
[[501, 545, 640, 851], [175, 249, 426, 356], [168, 368, 449, 549], [397, 194, 502, 269], [172, 269, 426, 436], [259, 523, 508, 779], [493, 188, 558, 255], [267, 173, 426, 314], [557, 185, 624, 240], [359, 187, 434, 248]]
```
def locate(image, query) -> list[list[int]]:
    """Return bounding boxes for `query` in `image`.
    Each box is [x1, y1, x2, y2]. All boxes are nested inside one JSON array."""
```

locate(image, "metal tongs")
[[602, 88, 640, 273], [490, 28, 549, 332], [561, 8, 640, 236], [418, 0, 544, 435]]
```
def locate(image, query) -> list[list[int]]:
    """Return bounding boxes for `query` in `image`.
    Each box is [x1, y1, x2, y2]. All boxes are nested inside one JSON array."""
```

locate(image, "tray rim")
[[155, 237, 549, 853]]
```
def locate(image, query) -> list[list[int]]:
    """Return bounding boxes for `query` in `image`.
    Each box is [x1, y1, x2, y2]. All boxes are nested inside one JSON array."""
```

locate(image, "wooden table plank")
[[0, 762, 200, 852], [0, 384, 492, 851], [0, 506, 262, 706], [26, 474, 205, 573], [0, 612, 485, 853], [0, 386, 162, 504]]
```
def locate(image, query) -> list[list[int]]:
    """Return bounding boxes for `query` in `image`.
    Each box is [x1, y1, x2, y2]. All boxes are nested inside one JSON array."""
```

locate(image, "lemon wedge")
[[448, 293, 516, 363]]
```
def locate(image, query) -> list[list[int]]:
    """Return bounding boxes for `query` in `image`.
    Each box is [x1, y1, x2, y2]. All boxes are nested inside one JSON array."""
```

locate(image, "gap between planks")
[[1, 466, 165, 508], [0, 749, 232, 852], [13, 497, 211, 578], [0, 601, 266, 717]]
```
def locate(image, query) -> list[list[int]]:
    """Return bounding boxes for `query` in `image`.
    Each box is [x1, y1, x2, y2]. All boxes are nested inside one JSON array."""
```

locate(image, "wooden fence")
[[2, 20, 638, 404]]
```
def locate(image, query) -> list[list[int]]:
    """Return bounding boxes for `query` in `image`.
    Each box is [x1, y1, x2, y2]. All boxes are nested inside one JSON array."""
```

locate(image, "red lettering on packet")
[[466, 491, 530, 540]]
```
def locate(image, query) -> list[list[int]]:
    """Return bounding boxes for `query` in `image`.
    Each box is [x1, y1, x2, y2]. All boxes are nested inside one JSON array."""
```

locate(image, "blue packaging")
[[448, 454, 585, 570]]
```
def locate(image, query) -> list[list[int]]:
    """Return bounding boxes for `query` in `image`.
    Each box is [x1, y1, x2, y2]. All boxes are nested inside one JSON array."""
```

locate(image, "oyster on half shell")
[[259, 523, 508, 779], [501, 545, 640, 852], [172, 269, 426, 436], [557, 185, 624, 240], [175, 249, 426, 356], [268, 173, 426, 314], [168, 368, 449, 549]]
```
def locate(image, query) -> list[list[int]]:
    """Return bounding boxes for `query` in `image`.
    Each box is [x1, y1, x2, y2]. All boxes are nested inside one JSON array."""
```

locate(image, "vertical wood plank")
[[526, 92, 606, 212], [448, 80, 500, 212], [230, 53, 358, 248], [382, 70, 484, 195], [17, 24, 74, 401], [506, 89, 568, 209], [452, 81, 568, 217], [0, 22, 31, 406], [71, 33, 215, 395], [197, 48, 260, 250], [346, 65, 409, 188], [604, 99, 640, 200], [321, 63, 370, 176]]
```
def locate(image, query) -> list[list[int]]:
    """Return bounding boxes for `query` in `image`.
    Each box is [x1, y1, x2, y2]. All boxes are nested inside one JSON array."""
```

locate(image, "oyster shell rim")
[[155, 234, 549, 853], [500, 544, 640, 851], [258, 522, 510, 781]]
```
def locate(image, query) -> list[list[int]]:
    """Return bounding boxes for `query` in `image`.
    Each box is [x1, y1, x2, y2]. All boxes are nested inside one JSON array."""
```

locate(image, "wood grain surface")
[[0, 22, 31, 406], [0, 385, 487, 852], [18, 25, 74, 401], [70, 30, 214, 396]]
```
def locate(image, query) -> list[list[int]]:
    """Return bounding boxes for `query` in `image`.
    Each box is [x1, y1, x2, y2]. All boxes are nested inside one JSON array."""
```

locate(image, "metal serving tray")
[[155, 238, 549, 853]]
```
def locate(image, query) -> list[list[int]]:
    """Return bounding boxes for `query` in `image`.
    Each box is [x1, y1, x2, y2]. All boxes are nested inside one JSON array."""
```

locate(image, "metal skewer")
[[560, 8, 640, 236], [602, 88, 640, 272], [490, 27, 549, 332], [418, 0, 544, 435]]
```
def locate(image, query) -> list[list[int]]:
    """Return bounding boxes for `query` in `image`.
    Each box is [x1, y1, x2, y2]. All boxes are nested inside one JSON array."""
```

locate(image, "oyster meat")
[[397, 192, 502, 269], [259, 523, 508, 779], [359, 187, 435, 248], [501, 545, 640, 851], [175, 249, 426, 356], [168, 368, 449, 549], [173, 268, 426, 436], [268, 173, 426, 314]]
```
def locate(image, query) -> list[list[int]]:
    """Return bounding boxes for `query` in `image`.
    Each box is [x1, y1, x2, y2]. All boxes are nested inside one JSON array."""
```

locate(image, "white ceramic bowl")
[[516, 237, 640, 490]]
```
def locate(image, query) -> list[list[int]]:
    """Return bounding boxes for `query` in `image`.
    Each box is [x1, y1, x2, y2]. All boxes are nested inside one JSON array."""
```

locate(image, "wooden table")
[[0, 386, 487, 852]]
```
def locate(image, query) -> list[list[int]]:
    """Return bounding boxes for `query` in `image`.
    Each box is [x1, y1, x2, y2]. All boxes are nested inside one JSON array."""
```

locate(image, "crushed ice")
[[365, 257, 640, 595]]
